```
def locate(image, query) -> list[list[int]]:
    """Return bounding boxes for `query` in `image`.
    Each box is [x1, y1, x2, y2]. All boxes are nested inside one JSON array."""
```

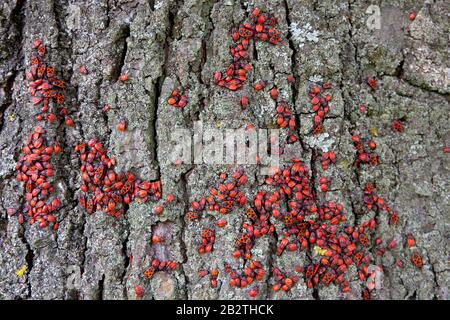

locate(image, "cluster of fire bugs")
[[10, 7, 427, 300]]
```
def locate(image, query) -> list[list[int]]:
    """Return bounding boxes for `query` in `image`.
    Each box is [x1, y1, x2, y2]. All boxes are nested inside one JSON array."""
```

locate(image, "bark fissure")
[[0, 0, 447, 300]]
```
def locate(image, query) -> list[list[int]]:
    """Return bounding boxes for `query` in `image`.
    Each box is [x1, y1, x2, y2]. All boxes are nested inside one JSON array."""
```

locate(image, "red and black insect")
[[26, 39, 75, 127], [75, 139, 162, 217], [14, 126, 60, 229], [213, 8, 282, 92], [410, 252, 423, 269], [167, 89, 188, 109]]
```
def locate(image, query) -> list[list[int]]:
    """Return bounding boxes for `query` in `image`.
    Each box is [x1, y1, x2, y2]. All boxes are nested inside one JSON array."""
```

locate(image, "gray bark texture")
[[0, 0, 449, 300]]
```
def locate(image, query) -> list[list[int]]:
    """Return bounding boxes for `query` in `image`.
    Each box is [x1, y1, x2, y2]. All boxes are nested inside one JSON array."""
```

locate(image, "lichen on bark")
[[0, 0, 448, 300]]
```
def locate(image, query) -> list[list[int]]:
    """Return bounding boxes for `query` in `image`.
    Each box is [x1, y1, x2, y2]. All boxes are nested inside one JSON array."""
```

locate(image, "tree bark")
[[0, 0, 448, 300]]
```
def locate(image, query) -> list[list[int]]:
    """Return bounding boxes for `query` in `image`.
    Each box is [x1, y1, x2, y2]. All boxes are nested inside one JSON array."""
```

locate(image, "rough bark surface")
[[0, 0, 448, 300]]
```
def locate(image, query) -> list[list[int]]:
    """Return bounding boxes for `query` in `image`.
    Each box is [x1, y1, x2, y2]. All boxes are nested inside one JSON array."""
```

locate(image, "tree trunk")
[[0, 0, 448, 300]]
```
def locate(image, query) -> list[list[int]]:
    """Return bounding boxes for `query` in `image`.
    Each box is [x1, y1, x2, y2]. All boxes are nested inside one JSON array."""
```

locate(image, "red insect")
[[249, 286, 259, 298], [215, 218, 227, 228], [406, 234, 416, 248], [117, 119, 127, 132], [52, 79, 66, 89], [153, 205, 164, 215], [366, 77, 378, 90], [410, 252, 423, 268], [31, 56, 40, 66], [37, 44, 46, 57], [55, 92, 65, 104], [32, 39, 42, 49], [253, 80, 266, 91], [390, 212, 399, 225], [240, 96, 248, 108], [119, 74, 129, 81], [47, 113, 57, 122], [210, 268, 219, 287], [167, 89, 188, 109], [134, 285, 144, 298], [186, 211, 199, 221], [269, 87, 278, 100], [151, 235, 163, 244], [79, 65, 89, 74], [362, 289, 370, 300], [165, 193, 175, 203], [46, 66, 55, 77], [65, 116, 74, 127], [391, 119, 405, 133]]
